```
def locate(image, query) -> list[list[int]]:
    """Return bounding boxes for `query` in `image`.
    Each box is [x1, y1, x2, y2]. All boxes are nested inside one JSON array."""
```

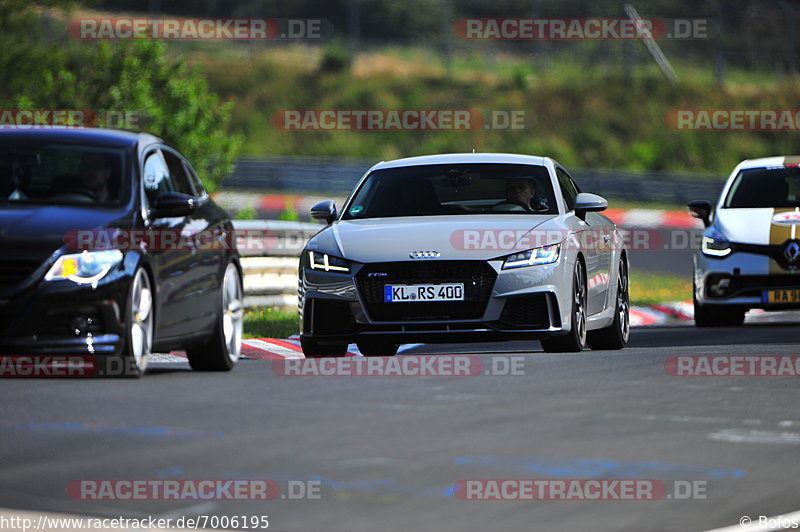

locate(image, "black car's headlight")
[[44, 250, 123, 284], [502, 243, 560, 270], [701, 233, 732, 257], [308, 251, 350, 273]]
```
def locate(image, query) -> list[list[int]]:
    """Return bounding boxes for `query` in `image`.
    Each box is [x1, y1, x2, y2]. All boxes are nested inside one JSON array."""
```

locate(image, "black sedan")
[[0, 128, 242, 376]]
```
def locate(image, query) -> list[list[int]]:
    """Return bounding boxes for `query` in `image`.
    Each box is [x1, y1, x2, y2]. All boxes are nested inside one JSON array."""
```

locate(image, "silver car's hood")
[[327, 214, 564, 262]]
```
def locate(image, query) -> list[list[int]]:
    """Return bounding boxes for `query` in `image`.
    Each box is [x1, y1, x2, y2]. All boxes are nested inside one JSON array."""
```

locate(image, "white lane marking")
[[156, 502, 217, 520], [706, 509, 800, 531], [708, 429, 800, 445]]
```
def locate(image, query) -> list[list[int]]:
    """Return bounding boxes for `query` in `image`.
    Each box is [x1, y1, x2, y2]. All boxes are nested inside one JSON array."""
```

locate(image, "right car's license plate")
[[764, 289, 800, 303], [384, 283, 464, 302]]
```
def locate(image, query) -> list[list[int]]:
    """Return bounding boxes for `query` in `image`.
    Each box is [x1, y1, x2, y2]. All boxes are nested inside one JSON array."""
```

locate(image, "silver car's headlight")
[[701, 234, 732, 257], [44, 250, 123, 284], [308, 250, 350, 273], [502, 243, 560, 270]]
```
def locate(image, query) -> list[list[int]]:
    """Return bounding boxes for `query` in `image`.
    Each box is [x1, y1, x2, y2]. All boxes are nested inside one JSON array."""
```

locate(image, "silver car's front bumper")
[[299, 258, 575, 345]]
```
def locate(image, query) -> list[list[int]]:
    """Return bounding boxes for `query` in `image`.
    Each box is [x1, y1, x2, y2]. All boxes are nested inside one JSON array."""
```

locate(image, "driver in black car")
[[79, 152, 112, 202]]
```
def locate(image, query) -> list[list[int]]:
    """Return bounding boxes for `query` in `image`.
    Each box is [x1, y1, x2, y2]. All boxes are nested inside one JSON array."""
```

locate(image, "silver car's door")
[[556, 168, 610, 316]]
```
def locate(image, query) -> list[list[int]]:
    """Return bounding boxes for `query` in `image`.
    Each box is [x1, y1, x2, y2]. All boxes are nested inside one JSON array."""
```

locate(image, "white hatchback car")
[[689, 156, 800, 326]]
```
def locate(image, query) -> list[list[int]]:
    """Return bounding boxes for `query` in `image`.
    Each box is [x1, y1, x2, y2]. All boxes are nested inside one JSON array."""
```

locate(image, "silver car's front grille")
[[356, 261, 497, 321]]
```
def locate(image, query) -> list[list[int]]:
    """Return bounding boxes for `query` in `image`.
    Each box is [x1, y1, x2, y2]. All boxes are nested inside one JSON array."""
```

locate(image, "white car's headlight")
[[308, 251, 350, 273], [45, 250, 123, 284], [701, 234, 732, 257], [502, 243, 561, 270]]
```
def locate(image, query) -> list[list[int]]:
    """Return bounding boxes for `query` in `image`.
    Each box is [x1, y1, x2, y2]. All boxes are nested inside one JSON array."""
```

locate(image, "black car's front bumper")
[[0, 266, 133, 357]]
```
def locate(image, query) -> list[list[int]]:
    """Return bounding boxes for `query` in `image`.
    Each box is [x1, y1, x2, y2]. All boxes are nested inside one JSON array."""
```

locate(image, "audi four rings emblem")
[[409, 250, 441, 259]]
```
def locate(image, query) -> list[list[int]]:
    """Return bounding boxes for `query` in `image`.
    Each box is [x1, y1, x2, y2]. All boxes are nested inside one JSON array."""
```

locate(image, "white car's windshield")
[[1, 143, 129, 207], [724, 166, 800, 208], [343, 163, 558, 219]]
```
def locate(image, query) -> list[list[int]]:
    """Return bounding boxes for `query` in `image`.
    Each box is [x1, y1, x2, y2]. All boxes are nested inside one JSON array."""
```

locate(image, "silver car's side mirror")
[[574, 193, 608, 218]]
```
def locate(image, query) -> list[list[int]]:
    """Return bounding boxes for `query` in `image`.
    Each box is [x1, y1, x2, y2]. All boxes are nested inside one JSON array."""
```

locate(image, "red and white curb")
[[631, 301, 693, 326], [603, 208, 701, 229]]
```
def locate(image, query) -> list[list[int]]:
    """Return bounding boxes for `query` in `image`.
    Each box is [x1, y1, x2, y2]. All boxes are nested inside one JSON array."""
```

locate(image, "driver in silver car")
[[502, 177, 549, 211]]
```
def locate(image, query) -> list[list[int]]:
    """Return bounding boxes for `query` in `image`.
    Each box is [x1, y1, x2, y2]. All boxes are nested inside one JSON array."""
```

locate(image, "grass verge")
[[630, 272, 692, 306], [244, 307, 299, 339]]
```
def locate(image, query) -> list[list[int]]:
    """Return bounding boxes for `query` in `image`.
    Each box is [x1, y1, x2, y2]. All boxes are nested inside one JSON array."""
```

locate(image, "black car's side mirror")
[[150, 191, 197, 218], [311, 200, 337, 224], [688, 200, 712, 227]]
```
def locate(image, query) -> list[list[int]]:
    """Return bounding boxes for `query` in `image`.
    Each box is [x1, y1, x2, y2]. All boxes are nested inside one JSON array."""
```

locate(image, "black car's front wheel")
[[541, 260, 587, 353], [113, 267, 153, 377], [187, 262, 243, 371]]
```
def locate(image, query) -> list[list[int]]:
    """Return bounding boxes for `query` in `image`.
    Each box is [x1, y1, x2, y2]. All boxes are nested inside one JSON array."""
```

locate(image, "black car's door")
[[161, 147, 224, 333], [143, 147, 211, 340]]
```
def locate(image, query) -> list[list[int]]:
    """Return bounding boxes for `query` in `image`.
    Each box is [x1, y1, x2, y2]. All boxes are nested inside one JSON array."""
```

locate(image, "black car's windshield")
[[0, 143, 129, 207], [724, 166, 800, 208], [342, 163, 558, 219]]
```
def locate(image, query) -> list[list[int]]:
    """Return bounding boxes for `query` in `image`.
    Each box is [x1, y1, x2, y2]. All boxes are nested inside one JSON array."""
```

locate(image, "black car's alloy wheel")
[[187, 262, 243, 371]]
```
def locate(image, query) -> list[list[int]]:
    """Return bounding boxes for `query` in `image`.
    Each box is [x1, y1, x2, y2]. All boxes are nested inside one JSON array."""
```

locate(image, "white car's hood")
[[716, 207, 800, 245], [330, 214, 565, 262]]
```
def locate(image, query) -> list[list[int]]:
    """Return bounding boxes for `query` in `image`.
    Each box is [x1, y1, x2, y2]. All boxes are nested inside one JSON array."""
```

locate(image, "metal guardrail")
[[224, 156, 727, 205], [231, 220, 317, 308]]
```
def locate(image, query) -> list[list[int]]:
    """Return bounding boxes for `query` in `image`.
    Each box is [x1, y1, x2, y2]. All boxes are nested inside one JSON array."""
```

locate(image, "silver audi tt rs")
[[298, 153, 629, 356]]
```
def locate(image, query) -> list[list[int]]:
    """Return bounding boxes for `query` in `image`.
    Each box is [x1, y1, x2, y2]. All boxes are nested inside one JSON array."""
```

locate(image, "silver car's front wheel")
[[541, 261, 587, 353], [587, 259, 630, 350]]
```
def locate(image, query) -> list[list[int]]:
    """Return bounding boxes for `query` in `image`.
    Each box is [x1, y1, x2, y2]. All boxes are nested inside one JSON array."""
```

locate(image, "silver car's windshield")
[[343, 163, 558, 219], [0, 143, 129, 207], [724, 166, 800, 208]]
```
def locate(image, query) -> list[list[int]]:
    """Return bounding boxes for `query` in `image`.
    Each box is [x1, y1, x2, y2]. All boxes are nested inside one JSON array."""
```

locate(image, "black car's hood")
[[0, 204, 130, 261]]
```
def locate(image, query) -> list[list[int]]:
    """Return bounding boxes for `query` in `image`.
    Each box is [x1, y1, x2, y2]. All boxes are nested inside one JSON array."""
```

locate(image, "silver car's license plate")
[[384, 283, 464, 302]]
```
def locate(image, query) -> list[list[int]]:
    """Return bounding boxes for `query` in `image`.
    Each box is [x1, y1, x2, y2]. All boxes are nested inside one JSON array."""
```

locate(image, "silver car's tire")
[[187, 262, 243, 371], [541, 260, 587, 353], [587, 260, 630, 350]]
